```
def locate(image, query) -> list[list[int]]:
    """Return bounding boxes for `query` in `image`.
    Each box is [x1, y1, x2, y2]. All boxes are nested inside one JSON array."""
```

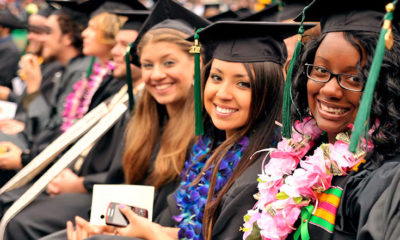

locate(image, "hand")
[[67, 216, 116, 240], [0, 142, 22, 170], [0, 119, 25, 135], [47, 168, 86, 196], [116, 205, 178, 240], [0, 86, 10, 100], [19, 54, 42, 94]]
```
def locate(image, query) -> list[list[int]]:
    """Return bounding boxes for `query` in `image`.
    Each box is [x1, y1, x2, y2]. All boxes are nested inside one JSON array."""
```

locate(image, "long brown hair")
[[123, 28, 195, 189], [199, 60, 284, 239]]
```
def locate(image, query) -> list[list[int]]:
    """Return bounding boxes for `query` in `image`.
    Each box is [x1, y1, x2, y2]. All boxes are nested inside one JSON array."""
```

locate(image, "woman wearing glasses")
[[242, 1, 400, 239]]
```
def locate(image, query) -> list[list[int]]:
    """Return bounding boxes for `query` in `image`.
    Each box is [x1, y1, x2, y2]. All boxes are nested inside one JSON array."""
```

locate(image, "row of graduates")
[[1, 0, 400, 239]]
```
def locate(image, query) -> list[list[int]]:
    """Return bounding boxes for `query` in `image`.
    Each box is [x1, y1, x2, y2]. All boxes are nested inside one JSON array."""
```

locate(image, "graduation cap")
[[48, 0, 89, 27], [190, 21, 315, 135], [112, 9, 150, 31], [207, 10, 240, 22], [123, 0, 210, 111], [239, 4, 280, 22], [129, 0, 210, 66], [294, 0, 398, 33], [279, 0, 311, 22], [77, 0, 147, 17], [0, 8, 26, 29]]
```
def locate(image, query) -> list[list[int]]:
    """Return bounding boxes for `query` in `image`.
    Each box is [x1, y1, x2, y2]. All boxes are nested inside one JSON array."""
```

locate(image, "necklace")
[[242, 117, 373, 240], [174, 136, 249, 240], [61, 61, 114, 132]]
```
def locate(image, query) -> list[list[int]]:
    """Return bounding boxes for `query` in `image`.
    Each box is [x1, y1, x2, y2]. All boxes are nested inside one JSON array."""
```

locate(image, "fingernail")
[[119, 204, 125, 208]]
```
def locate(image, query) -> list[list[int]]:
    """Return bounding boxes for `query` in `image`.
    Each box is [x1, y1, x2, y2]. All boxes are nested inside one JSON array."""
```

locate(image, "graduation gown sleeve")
[[357, 161, 400, 240], [332, 157, 400, 239]]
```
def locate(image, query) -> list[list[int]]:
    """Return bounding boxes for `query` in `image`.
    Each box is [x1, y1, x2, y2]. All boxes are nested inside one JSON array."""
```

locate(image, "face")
[[140, 41, 194, 110], [111, 29, 138, 78], [307, 31, 363, 140], [26, 14, 47, 55], [42, 15, 64, 61], [81, 20, 113, 57], [204, 59, 252, 138]]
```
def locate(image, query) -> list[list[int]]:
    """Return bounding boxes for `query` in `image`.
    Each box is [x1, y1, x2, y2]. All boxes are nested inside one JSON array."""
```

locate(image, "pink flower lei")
[[61, 61, 115, 132], [241, 117, 374, 240]]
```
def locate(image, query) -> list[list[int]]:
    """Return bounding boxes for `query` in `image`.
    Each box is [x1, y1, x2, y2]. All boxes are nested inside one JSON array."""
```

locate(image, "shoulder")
[[212, 152, 267, 239], [337, 155, 400, 235], [65, 56, 92, 73], [229, 152, 265, 191]]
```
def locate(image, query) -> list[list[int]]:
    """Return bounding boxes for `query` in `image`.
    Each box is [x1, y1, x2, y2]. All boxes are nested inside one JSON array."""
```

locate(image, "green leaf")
[[276, 191, 289, 200], [293, 197, 303, 204]]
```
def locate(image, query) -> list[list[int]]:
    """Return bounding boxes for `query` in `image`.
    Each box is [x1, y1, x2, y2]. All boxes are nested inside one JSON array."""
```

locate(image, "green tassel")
[[349, 1, 397, 153], [191, 29, 204, 136], [281, 5, 309, 138], [86, 56, 96, 78], [125, 43, 135, 112]]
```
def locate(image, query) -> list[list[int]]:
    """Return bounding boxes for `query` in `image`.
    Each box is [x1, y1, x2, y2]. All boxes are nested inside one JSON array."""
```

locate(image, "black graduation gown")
[[9, 60, 64, 123], [358, 160, 400, 240], [0, 36, 19, 88]]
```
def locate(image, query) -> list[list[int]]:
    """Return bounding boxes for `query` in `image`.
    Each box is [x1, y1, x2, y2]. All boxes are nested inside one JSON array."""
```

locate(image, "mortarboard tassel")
[[281, 5, 309, 138], [349, 1, 397, 153], [86, 56, 96, 78], [125, 43, 135, 112], [190, 29, 204, 136]]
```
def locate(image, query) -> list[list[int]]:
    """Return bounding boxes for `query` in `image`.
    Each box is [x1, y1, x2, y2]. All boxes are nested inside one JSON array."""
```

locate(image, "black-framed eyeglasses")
[[305, 63, 364, 92]]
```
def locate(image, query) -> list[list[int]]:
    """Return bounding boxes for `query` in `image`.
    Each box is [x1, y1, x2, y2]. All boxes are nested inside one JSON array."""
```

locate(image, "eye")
[[342, 75, 362, 84], [315, 66, 328, 74], [163, 60, 175, 67], [210, 73, 222, 82], [141, 63, 153, 69], [237, 81, 251, 89]]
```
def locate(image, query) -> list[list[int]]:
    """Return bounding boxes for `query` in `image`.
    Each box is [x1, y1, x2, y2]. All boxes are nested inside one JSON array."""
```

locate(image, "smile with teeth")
[[319, 102, 348, 115], [154, 83, 173, 90], [215, 105, 237, 114]]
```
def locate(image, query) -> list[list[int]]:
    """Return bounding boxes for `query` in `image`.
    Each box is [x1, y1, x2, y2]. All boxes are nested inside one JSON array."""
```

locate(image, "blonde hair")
[[89, 12, 126, 45], [123, 28, 195, 189]]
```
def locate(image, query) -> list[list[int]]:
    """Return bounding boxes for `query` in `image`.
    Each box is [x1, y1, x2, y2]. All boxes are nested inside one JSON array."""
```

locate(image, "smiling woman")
[[243, 0, 400, 239]]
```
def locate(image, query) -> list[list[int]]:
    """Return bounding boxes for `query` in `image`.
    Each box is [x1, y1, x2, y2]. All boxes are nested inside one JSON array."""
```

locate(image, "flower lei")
[[174, 136, 249, 240], [242, 117, 373, 240], [61, 61, 114, 132]]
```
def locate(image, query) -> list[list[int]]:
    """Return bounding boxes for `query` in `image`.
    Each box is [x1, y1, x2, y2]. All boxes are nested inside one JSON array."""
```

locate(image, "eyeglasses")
[[305, 63, 364, 92]]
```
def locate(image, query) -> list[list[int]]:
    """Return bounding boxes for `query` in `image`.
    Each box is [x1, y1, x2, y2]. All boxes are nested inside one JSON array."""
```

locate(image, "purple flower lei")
[[174, 135, 249, 240], [61, 61, 115, 132]]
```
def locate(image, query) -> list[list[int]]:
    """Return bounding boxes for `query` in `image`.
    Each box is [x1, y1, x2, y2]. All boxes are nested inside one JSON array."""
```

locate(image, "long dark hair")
[[292, 30, 400, 165], [199, 59, 284, 239]]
